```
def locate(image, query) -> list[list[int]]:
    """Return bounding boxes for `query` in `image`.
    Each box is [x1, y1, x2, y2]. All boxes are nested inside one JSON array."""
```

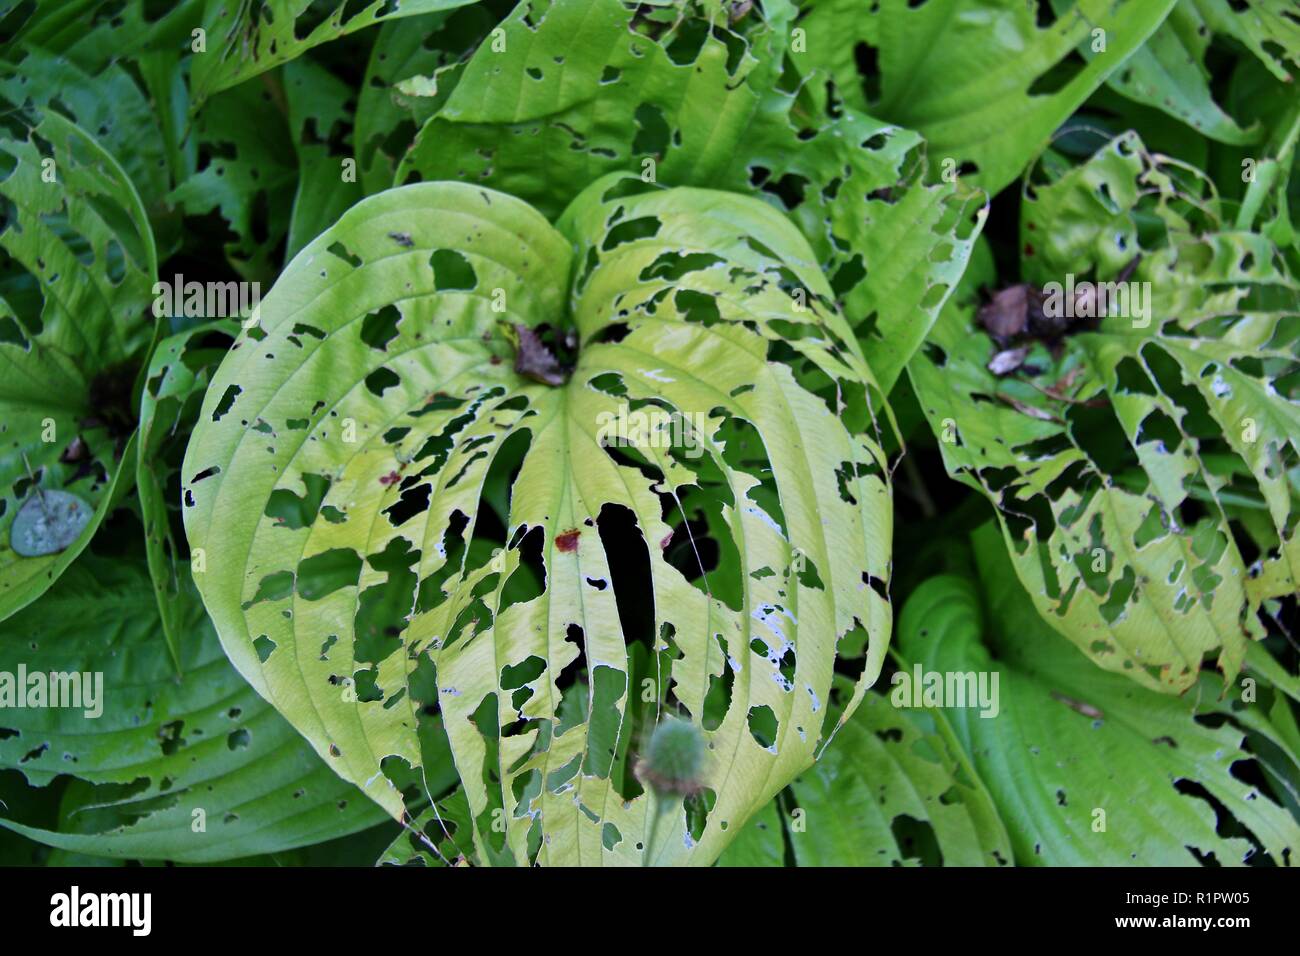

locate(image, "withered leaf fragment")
[[987, 347, 1029, 376], [513, 324, 569, 386], [977, 284, 1043, 344]]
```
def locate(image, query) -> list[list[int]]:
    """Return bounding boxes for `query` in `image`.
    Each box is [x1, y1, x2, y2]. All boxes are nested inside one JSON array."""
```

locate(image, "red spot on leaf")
[[1023, 242, 1034, 257], [379, 471, 401, 486], [660, 531, 673, 550], [556, 529, 581, 552]]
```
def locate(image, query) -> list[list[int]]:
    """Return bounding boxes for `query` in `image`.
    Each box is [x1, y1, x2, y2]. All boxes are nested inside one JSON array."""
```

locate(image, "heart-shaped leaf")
[[183, 173, 893, 865]]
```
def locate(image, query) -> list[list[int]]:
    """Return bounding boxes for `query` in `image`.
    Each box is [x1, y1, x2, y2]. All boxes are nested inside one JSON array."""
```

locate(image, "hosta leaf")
[[909, 132, 1300, 692], [1193, 0, 1300, 86], [375, 788, 479, 866], [138, 320, 240, 672], [0, 557, 388, 862], [782, 684, 1010, 866], [354, 3, 504, 195], [899, 526, 1300, 866], [189, 0, 481, 103], [1086, 0, 1294, 146], [715, 794, 785, 866], [0, 50, 174, 213], [0, 108, 156, 619], [397, 0, 984, 390], [721, 678, 1010, 866], [168, 80, 297, 281], [182, 173, 893, 865], [795, 0, 1178, 196], [0, 0, 203, 71], [283, 57, 364, 261], [1084, 0, 1300, 150]]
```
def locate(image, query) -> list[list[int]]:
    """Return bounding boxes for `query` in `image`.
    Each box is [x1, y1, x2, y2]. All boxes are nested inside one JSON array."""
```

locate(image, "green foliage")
[[721, 677, 1011, 866], [0, 559, 387, 861], [796, 0, 1179, 195], [393, 0, 984, 391], [0, 0, 1296, 870], [910, 131, 1299, 692], [898, 525, 1299, 865], [181, 173, 893, 864], [190, 0, 480, 102], [0, 107, 155, 618]]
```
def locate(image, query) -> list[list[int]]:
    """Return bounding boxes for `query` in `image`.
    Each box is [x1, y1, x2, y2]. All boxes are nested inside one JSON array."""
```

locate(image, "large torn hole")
[[353, 537, 420, 664], [596, 503, 652, 646]]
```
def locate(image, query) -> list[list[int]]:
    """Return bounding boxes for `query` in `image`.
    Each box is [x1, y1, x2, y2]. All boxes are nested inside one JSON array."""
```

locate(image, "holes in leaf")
[[326, 241, 362, 268], [416, 509, 471, 614], [674, 288, 721, 325], [253, 635, 276, 662], [1065, 400, 1132, 476], [1098, 564, 1137, 624], [158, 720, 186, 756], [361, 304, 402, 350], [702, 654, 734, 731], [715, 413, 787, 540], [243, 571, 294, 609], [354, 537, 420, 663], [365, 366, 401, 396], [853, 41, 882, 102], [748, 166, 809, 210], [212, 384, 241, 421], [581, 665, 628, 781], [1136, 408, 1183, 455], [431, 248, 477, 290], [639, 250, 723, 282], [596, 503, 652, 646], [296, 548, 363, 600], [501, 655, 546, 721], [383, 482, 432, 527], [830, 254, 866, 298], [266, 473, 333, 530], [553, 623, 589, 739], [602, 216, 661, 251], [747, 704, 777, 750], [891, 814, 941, 866], [501, 525, 547, 611], [632, 103, 670, 157], [1026, 55, 1086, 98]]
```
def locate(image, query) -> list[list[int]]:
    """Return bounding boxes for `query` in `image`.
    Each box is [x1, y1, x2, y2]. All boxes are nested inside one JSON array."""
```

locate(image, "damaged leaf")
[[182, 172, 893, 865], [138, 320, 240, 671], [910, 132, 1300, 692], [190, 0, 481, 103], [0, 107, 157, 620], [0, 558, 387, 862], [796, 0, 1178, 196], [899, 526, 1300, 865], [394, 0, 983, 390]]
